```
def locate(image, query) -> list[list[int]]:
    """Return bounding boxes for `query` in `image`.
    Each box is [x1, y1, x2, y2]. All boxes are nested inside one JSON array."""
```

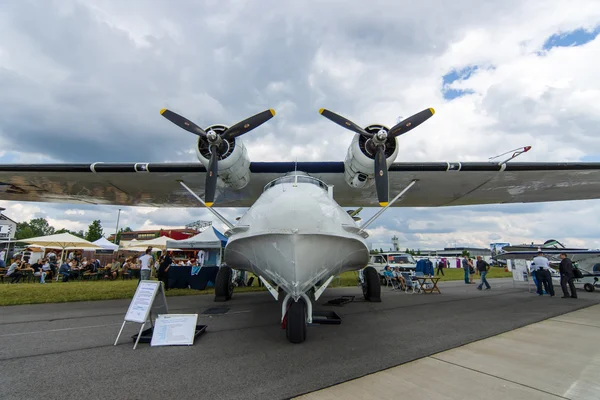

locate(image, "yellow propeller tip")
[[269, 109, 276, 116], [318, 108, 325, 114], [160, 108, 167, 115], [429, 108, 435, 115], [379, 202, 389, 207], [205, 202, 213, 208]]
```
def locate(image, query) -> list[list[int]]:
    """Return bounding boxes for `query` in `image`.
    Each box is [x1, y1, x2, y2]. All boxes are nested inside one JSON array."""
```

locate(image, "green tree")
[[461, 250, 471, 257], [16, 217, 55, 239], [379, 248, 383, 253], [417, 249, 421, 256], [85, 220, 104, 242], [56, 228, 84, 238], [115, 227, 132, 244]]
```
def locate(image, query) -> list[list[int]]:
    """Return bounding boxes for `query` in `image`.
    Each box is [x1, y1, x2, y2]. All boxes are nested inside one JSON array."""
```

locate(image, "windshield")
[[389, 255, 416, 264], [263, 174, 328, 192]]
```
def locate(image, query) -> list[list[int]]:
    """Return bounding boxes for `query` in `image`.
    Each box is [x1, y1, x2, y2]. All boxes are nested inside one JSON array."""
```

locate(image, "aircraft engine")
[[160, 107, 275, 206], [344, 125, 399, 190], [319, 108, 434, 206], [194, 124, 250, 191]]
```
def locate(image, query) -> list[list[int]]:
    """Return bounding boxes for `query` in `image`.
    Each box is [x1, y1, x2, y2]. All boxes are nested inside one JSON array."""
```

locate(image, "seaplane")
[[2, 106, 600, 343]]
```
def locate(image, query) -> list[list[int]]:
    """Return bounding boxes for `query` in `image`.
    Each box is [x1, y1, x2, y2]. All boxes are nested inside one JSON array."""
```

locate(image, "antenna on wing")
[[489, 146, 532, 165]]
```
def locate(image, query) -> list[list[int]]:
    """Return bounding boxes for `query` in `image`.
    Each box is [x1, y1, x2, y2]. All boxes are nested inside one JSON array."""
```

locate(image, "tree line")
[[15, 217, 132, 244]]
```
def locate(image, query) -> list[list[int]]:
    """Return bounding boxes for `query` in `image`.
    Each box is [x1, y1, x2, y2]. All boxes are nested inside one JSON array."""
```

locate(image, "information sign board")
[[151, 314, 199, 346]]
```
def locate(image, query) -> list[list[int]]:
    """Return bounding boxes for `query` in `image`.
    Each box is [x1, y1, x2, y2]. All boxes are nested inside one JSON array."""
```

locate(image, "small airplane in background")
[[496, 239, 600, 292], [2, 105, 600, 343]]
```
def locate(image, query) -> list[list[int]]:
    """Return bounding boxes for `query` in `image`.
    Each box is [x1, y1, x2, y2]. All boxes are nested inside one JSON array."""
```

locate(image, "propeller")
[[319, 107, 435, 206], [160, 108, 276, 206]]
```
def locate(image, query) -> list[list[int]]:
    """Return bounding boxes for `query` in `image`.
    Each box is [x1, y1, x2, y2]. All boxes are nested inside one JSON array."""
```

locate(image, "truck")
[[367, 252, 418, 275]]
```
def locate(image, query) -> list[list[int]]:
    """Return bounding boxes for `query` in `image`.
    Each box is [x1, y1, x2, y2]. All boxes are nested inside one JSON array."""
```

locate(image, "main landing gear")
[[214, 265, 234, 302], [361, 266, 381, 302]]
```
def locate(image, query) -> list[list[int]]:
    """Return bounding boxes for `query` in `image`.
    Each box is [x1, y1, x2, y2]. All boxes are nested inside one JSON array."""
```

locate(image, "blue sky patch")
[[542, 26, 600, 50], [442, 65, 479, 100]]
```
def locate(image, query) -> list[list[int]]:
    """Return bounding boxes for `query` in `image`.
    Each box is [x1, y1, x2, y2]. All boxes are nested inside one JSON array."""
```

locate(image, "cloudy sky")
[[1, 0, 600, 251]]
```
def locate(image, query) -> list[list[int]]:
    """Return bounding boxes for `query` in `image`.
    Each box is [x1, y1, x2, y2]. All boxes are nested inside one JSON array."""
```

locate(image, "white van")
[[367, 252, 418, 275]]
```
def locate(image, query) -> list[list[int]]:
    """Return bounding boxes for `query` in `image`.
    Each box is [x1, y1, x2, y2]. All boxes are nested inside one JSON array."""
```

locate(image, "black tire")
[[584, 283, 595, 292], [214, 266, 233, 302], [286, 299, 307, 344], [362, 266, 381, 302]]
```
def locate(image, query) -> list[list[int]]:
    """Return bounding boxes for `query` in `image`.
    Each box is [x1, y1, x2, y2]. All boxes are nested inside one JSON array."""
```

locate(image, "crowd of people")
[[1, 247, 208, 285]]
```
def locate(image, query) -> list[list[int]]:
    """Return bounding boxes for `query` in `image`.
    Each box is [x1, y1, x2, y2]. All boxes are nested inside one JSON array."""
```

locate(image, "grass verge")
[[0, 268, 512, 306]]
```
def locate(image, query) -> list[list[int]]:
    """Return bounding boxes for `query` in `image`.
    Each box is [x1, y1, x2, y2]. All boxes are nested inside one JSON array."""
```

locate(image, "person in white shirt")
[[138, 249, 153, 281], [197, 249, 206, 267], [0, 249, 6, 268], [531, 251, 555, 296]]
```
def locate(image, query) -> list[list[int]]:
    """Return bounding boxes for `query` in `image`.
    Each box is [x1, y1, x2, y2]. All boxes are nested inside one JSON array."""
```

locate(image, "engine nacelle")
[[194, 124, 251, 190], [344, 125, 399, 189]]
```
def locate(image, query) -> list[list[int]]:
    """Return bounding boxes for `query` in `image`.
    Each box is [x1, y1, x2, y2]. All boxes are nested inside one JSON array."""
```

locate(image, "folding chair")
[[401, 272, 420, 294]]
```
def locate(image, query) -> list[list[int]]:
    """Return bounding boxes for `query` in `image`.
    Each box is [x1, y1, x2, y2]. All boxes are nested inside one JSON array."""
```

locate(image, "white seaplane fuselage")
[[224, 172, 370, 300]]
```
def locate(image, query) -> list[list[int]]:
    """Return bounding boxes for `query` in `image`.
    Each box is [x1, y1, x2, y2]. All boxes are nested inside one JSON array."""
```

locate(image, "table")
[[168, 266, 219, 290], [413, 276, 441, 294]]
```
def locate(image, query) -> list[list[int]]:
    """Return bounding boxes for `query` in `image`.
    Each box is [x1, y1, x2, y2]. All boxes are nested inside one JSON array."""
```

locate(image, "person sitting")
[[393, 267, 406, 290], [31, 258, 46, 283], [58, 261, 71, 282], [6, 257, 23, 284]]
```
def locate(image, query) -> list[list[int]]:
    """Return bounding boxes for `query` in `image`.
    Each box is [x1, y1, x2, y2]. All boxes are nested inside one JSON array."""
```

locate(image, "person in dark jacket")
[[559, 253, 577, 298]]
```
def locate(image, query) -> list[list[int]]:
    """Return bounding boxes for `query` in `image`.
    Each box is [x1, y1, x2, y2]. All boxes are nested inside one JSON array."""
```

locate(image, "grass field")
[[0, 268, 512, 306]]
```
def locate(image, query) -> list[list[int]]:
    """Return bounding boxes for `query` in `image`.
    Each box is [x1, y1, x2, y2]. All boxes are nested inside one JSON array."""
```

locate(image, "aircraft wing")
[[0, 161, 600, 208], [496, 250, 600, 263]]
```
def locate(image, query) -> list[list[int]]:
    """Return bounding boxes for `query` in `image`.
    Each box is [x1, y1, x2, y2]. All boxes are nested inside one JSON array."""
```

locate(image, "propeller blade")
[[319, 108, 373, 137], [160, 109, 207, 137], [221, 109, 276, 141], [374, 146, 389, 206], [205, 144, 219, 207], [388, 108, 435, 138]]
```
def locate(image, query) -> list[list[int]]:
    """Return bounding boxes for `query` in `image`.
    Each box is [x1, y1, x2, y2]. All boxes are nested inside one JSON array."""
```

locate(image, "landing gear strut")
[[282, 292, 312, 344], [362, 266, 381, 302], [214, 266, 234, 302]]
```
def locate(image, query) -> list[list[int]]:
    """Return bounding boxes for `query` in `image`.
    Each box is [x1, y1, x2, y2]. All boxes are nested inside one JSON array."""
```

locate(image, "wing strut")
[[359, 180, 418, 233], [178, 181, 235, 230]]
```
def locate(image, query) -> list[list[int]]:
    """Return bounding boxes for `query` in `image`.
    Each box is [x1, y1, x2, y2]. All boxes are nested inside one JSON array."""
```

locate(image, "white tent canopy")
[[21, 232, 102, 264], [93, 237, 119, 251], [22, 232, 102, 250], [166, 228, 223, 249], [128, 235, 171, 250]]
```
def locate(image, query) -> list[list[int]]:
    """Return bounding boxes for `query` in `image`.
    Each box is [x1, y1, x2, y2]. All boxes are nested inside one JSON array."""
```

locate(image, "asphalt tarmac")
[[1, 278, 598, 400]]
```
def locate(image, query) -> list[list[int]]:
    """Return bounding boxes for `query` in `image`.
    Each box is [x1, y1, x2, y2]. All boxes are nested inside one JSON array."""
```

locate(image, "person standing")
[[532, 251, 555, 296], [197, 249, 206, 267], [436, 259, 445, 276], [157, 251, 173, 291], [476, 256, 491, 290], [139, 248, 153, 281], [559, 253, 577, 299], [0, 248, 6, 268], [462, 256, 470, 284]]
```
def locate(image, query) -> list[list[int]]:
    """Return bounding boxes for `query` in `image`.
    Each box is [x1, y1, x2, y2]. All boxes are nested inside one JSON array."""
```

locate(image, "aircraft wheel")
[[584, 283, 595, 292], [286, 299, 307, 344], [214, 266, 234, 302], [362, 266, 381, 302]]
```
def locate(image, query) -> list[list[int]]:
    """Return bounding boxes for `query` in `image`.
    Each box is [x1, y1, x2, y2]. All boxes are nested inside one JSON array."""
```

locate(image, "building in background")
[[108, 228, 198, 247]]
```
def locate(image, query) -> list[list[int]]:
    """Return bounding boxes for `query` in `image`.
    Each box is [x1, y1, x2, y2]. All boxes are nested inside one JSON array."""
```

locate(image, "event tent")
[[130, 235, 171, 250], [21, 232, 102, 264], [166, 227, 227, 249], [92, 237, 119, 251]]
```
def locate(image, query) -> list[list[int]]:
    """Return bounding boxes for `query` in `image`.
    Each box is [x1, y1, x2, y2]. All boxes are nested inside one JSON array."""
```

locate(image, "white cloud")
[[1, 0, 600, 250]]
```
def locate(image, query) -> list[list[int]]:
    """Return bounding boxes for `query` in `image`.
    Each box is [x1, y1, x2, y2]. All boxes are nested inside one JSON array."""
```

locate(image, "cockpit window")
[[263, 174, 328, 192]]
